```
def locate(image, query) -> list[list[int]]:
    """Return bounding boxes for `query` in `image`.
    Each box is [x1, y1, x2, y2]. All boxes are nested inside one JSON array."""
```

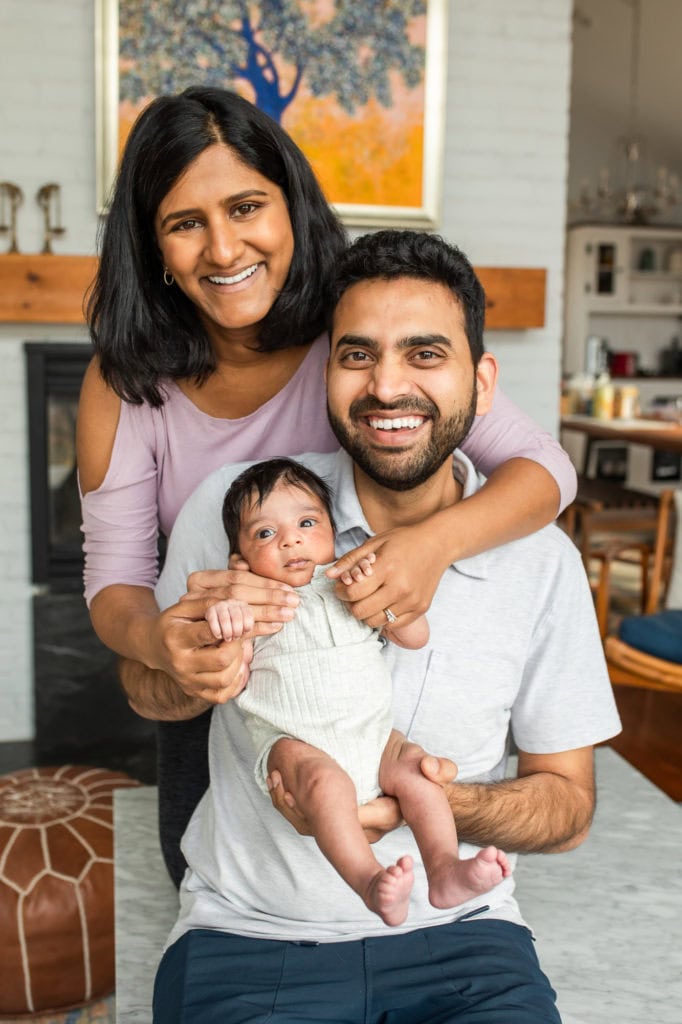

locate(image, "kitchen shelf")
[[588, 304, 682, 316], [564, 225, 682, 375]]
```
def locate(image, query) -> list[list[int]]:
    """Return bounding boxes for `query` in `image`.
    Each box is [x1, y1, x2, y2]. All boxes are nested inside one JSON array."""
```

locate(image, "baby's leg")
[[379, 731, 511, 909], [269, 738, 414, 926]]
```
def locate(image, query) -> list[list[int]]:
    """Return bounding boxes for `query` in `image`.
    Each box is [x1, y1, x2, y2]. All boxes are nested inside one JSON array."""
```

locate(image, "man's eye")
[[414, 350, 438, 361], [343, 351, 370, 363], [257, 528, 274, 540]]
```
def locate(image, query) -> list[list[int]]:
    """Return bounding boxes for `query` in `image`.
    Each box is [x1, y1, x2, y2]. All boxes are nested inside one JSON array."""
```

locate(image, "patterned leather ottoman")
[[0, 765, 140, 1017]]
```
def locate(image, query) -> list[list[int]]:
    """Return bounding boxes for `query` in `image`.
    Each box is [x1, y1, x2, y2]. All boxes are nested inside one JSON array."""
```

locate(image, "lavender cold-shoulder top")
[[80, 335, 576, 604]]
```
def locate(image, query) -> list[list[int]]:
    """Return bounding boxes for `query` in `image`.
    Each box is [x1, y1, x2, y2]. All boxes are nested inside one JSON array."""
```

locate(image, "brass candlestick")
[[0, 182, 24, 253], [37, 183, 66, 254]]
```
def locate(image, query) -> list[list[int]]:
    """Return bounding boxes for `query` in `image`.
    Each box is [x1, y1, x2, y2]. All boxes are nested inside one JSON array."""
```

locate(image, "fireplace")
[[25, 342, 156, 781]]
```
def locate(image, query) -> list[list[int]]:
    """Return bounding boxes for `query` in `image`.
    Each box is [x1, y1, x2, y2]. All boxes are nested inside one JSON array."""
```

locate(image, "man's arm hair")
[[442, 747, 596, 854], [119, 657, 212, 721]]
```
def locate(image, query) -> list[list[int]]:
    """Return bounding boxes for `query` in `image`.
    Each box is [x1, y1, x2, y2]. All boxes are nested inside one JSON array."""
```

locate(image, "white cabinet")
[[563, 224, 682, 376]]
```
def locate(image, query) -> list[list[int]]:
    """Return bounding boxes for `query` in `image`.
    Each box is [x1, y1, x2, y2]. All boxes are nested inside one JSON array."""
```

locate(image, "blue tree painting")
[[119, 0, 427, 125]]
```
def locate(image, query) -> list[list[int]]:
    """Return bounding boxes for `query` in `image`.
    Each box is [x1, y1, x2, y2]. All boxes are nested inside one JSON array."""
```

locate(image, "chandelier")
[[571, 0, 681, 224]]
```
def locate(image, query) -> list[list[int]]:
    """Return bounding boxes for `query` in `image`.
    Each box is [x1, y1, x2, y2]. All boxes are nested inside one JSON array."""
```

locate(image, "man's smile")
[[366, 415, 426, 431]]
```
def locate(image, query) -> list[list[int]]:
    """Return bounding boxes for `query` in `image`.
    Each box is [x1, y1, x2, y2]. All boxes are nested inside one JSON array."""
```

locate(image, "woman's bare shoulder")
[[77, 356, 123, 493]]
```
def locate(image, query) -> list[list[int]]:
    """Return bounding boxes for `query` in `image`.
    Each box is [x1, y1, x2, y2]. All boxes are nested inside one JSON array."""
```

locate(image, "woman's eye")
[[233, 202, 259, 217], [257, 528, 275, 540], [171, 218, 202, 232]]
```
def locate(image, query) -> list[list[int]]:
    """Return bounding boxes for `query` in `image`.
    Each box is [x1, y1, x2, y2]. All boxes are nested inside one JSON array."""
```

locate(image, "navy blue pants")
[[153, 919, 561, 1023]]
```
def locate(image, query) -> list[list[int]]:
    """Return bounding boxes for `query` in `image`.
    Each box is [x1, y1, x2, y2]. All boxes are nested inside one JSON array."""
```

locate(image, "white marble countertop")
[[114, 748, 682, 1023]]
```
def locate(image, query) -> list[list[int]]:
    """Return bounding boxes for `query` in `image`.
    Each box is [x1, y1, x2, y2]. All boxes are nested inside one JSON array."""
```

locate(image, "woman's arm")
[[460, 387, 577, 512], [329, 387, 577, 628], [77, 359, 244, 689]]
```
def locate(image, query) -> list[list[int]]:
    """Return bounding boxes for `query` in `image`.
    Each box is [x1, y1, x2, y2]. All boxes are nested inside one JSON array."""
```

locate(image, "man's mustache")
[[348, 396, 438, 419]]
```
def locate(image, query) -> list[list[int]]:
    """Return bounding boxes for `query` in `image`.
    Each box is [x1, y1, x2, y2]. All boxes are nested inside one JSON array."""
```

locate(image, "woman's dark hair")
[[330, 229, 486, 365], [222, 458, 335, 555], [88, 87, 347, 406]]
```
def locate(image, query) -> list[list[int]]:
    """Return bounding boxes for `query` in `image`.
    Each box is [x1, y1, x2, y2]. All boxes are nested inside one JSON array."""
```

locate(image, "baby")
[[206, 457, 510, 926]]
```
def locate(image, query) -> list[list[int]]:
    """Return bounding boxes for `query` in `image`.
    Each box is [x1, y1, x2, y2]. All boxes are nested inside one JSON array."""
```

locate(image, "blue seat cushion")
[[618, 610, 682, 664]]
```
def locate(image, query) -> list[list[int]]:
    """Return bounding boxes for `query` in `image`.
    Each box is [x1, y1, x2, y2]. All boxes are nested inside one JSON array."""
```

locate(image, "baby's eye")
[[299, 518, 316, 528], [257, 527, 275, 540]]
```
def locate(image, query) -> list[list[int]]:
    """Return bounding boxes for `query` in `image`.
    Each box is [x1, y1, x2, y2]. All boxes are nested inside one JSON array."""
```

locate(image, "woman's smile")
[[156, 144, 295, 341]]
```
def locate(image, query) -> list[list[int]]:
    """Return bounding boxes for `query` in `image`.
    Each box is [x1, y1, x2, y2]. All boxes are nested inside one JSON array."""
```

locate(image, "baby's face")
[[237, 482, 335, 586]]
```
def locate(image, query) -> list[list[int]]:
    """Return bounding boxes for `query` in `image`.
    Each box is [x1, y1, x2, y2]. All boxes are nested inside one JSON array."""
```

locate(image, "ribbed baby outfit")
[[237, 567, 392, 805]]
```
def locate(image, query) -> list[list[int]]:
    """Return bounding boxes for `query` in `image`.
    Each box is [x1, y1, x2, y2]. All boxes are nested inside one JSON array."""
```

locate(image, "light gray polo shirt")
[[156, 449, 621, 945]]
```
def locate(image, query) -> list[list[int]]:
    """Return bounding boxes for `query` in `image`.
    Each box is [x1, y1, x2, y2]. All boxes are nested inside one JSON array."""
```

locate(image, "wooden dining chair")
[[595, 489, 682, 694]]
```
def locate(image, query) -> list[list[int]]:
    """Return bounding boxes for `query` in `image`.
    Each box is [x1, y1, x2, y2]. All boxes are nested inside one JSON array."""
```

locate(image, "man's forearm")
[[119, 657, 210, 721], [446, 770, 595, 854]]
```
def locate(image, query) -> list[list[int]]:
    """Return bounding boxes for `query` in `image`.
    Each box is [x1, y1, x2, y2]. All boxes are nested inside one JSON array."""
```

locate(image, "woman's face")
[[155, 144, 295, 343]]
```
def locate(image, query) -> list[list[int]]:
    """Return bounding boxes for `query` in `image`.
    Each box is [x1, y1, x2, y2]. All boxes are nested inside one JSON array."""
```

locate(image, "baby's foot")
[[365, 855, 414, 926], [428, 846, 511, 910]]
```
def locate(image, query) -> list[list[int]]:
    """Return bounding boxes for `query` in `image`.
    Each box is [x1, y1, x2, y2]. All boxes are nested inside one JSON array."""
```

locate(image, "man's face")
[[326, 277, 497, 491]]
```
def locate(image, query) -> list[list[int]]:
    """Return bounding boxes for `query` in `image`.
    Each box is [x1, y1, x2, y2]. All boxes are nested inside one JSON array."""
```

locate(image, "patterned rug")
[[1, 996, 115, 1024]]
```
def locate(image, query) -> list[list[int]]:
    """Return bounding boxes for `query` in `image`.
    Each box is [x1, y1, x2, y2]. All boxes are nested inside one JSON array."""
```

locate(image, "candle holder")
[[0, 182, 24, 253], [37, 183, 66, 254]]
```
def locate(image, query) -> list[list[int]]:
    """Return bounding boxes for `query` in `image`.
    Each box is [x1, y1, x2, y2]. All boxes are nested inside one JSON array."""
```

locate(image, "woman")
[[77, 87, 576, 886]]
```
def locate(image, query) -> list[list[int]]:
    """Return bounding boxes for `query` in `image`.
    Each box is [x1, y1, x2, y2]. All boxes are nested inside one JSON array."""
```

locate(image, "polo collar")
[[330, 449, 491, 581]]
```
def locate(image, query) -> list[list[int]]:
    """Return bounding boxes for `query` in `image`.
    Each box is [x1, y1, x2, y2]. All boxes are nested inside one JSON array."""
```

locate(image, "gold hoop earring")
[[163, 268, 174, 286]]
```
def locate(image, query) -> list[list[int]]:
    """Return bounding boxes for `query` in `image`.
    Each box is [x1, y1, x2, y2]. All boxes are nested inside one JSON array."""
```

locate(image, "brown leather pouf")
[[0, 765, 140, 1017]]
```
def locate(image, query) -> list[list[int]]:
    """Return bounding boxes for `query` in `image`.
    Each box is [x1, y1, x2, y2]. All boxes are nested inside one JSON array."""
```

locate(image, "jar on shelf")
[[614, 385, 639, 420], [593, 373, 615, 420]]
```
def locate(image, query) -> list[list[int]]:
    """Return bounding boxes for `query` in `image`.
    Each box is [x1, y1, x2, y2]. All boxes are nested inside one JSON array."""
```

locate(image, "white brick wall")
[[0, 0, 97, 739], [0, 0, 572, 740]]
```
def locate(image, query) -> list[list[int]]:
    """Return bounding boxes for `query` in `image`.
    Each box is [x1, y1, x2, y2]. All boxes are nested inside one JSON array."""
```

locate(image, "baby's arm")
[[205, 598, 255, 642], [383, 616, 429, 650], [337, 553, 429, 650]]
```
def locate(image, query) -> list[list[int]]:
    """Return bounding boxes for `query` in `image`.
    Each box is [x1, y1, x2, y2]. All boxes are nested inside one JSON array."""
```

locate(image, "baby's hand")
[[205, 598, 254, 642], [337, 552, 376, 586]]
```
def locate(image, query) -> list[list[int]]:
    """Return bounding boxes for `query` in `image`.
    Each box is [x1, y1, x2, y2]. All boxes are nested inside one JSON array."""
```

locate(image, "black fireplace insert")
[[24, 341, 156, 782], [25, 341, 92, 591]]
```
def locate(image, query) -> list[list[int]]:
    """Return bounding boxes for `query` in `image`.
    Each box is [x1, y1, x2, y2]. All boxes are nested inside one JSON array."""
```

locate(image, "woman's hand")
[[182, 562, 299, 636], [142, 595, 254, 701], [327, 520, 450, 629]]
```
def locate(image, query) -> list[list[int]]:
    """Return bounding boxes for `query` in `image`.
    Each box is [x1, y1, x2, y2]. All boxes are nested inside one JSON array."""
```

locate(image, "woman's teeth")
[[208, 264, 259, 285], [368, 417, 424, 430]]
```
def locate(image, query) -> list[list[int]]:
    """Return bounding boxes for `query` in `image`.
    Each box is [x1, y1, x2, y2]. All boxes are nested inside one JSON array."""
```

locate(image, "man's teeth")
[[368, 416, 424, 430], [208, 264, 259, 285]]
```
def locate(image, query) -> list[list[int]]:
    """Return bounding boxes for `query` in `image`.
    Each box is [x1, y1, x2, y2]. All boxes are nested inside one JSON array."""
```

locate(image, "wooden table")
[[561, 414, 682, 480], [561, 414, 682, 455]]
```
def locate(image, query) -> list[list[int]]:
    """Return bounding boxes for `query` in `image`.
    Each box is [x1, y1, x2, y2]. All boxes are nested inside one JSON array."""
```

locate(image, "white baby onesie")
[[236, 566, 393, 804]]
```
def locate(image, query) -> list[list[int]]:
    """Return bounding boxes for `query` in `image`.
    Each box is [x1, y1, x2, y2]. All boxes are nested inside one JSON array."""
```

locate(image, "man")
[[124, 230, 621, 1022]]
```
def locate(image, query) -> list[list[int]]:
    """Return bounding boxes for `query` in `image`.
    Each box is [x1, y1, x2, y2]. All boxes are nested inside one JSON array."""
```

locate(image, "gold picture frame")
[[95, 0, 447, 227]]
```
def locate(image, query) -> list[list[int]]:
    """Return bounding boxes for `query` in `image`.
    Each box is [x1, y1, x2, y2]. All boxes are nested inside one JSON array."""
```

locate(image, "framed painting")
[[95, 0, 447, 226]]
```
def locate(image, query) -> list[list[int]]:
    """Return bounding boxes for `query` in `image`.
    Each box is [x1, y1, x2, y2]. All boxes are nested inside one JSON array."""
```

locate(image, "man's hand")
[[266, 753, 458, 842]]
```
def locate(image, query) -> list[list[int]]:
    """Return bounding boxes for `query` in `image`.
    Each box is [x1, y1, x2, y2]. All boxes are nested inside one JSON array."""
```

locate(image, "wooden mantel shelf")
[[0, 254, 546, 329], [0, 254, 98, 324]]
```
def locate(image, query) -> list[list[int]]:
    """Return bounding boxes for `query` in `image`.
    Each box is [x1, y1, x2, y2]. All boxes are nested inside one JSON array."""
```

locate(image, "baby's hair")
[[222, 458, 336, 554]]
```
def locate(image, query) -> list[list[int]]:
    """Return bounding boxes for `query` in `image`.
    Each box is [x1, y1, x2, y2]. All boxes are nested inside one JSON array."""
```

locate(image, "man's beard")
[[327, 385, 478, 492]]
